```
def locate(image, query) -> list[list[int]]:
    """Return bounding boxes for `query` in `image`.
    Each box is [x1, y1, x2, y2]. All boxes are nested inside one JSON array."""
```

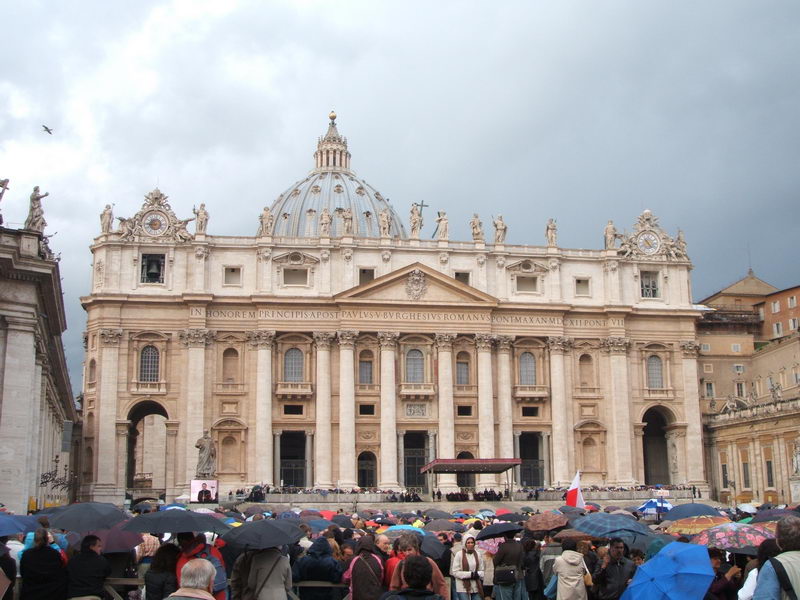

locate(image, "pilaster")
[[680, 340, 707, 486], [496, 336, 515, 461], [475, 333, 497, 487], [179, 328, 214, 488], [337, 330, 359, 489], [600, 336, 635, 485], [547, 336, 573, 486]]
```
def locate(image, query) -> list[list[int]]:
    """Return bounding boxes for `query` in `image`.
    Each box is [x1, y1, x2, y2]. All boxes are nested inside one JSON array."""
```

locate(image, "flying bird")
[[42, 125, 53, 134]]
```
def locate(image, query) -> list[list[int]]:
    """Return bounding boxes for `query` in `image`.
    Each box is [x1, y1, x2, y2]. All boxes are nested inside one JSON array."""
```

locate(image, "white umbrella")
[[637, 498, 674, 515]]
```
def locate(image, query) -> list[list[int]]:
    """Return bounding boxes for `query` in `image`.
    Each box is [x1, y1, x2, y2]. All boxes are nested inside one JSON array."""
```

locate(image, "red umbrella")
[[319, 510, 337, 520], [525, 513, 569, 531], [495, 508, 511, 515], [299, 509, 321, 518]]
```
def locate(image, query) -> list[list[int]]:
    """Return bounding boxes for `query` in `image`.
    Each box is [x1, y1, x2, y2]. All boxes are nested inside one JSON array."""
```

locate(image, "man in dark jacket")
[[379, 555, 444, 600], [539, 530, 563, 585], [493, 532, 525, 600], [292, 537, 345, 599], [67, 535, 112, 600], [591, 538, 636, 600]]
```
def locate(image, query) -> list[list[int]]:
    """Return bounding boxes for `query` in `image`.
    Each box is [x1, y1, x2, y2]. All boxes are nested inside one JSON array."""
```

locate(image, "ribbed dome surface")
[[269, 113, 407, 239]]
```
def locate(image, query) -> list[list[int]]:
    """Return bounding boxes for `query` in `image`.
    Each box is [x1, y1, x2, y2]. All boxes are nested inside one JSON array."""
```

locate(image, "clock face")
[[636, 231, 661, 255], [143, 211, 169, 236]]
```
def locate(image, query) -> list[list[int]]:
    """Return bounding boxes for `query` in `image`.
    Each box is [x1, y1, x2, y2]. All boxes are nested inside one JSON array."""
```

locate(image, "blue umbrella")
[[572, 514, 651, 538], [621, 541, 713, 600], [307, 519, 336, 532], [385, 524, 423, 532], [638, 498, 673, 516], [664, 503, 721, 521], [0, 515, 25, 536]]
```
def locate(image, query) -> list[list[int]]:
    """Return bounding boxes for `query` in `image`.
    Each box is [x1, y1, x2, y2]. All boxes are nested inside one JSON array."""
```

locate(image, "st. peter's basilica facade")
[[80, 114, 707, 503]]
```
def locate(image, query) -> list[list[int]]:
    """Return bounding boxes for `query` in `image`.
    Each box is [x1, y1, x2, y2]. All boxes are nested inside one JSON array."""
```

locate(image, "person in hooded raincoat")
[[551, 539, 589, 600], [292, 537, 345, 600]]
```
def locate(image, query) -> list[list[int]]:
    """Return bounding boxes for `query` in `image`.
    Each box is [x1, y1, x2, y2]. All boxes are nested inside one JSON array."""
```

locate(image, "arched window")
[[456, 352, 471, 385], [284, 348, 304, 382], [139, 345, 159, 382], [358, 350, 374, 384], [647, 355, 664, 389], [519, 352, 536, 385], [87, 359, 96, 382], [222, 348, 239, 382], [357, 451, 377, 488], [83, 446, 93, 478], [405, 349, 424, 383], [579, 354, 594, 387]]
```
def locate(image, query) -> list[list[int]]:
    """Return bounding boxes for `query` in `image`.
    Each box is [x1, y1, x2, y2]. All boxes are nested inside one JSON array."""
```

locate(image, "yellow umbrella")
[[666, 515, 731, 535]]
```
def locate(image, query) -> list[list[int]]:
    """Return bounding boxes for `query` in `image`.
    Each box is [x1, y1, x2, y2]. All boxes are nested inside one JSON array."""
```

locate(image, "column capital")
[[397, 429, 406, 436], [273, 430, 283, 437], [246, 330, 276, 348], [100, 328, 123, 345], [434, 333, 456, 350], [115, 420, 131, 435], [513, 430, 522, 438], [474, 333, 495, 351], [496, 335, 514, 351], [547, 336, 573, 353], [378, 331, 399, 349], [165, 421, 180, 436], [337, 330, 359, 348], [313, 331, 335, 350], [179, 328, 216, 347], [680, 340, 701, 357], [600, 336, 630, 354]]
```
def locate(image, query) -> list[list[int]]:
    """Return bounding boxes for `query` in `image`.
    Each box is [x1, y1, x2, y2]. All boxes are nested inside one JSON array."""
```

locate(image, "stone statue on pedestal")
[[379, 208, 391, 237], [493, 215, 507, 243], [24, 186, 49, 232], [434, 211, 449, 240], [100, 205, 114, 233], [193, 203, 209, 234], [604, 220, 618, 249], [257, 207, 274, 236], [195, 430, 217, 478], [319, 207, 332, 236], [409, 203, 423, 239], [545, 218, 557, 247], [469, 213, 484, 241]]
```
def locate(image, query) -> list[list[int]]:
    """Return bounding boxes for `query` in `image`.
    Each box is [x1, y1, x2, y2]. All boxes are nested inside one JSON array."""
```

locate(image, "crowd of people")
[[3, 507, 800, 600]]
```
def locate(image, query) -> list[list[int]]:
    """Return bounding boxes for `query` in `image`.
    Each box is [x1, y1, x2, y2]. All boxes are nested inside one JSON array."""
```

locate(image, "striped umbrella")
[[666, 516, 731, 535]]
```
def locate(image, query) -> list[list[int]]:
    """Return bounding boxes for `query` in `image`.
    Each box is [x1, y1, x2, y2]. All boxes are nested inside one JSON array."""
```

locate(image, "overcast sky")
[[2, 1, 798, 394]]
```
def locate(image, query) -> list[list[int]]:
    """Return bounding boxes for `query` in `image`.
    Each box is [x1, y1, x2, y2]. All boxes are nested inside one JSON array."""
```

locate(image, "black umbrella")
[[123, 510, 231, 535], [423, 519, 463, 532], [420, 534, 447, 560], [221, 519, 303, 550], [476, 522, 523, 541], [48, 502, 128, 532], [132, 502, 155, 513], [332, 515, 354, 528], [425, 509, 453, 520], [496, 513, 527, 523]]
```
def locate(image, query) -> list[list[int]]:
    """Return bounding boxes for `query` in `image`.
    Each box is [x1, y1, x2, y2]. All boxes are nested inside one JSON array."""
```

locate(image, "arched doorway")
[[642, 408, 670, 485], [456, 451, 475, 489], [357, 451, 377, 489], [126, 401, 168, 490]]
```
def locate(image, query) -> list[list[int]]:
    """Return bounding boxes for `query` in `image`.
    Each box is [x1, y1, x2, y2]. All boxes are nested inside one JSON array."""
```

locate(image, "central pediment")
[[334, 263, 498, 307]]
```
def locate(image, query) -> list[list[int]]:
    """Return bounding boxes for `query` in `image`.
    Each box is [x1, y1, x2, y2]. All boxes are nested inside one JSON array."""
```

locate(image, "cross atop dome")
[[314, 110, 352, 172]]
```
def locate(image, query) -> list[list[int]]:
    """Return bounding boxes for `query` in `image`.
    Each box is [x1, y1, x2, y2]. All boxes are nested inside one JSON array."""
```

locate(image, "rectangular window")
[[701, 343, 711, 352], [456, 405, 472, 417], [736, 382, 745, 397], [575, 278, 590, 296], [705, 382, 714, 397], [358, 360, 373, 384], [358, 404, 375, 416], [454, 272, 470, 285], [758, 306, 765, 320], [721, 463, 729, 489], [224, 266, 242, 285], [640, 271, 660, 298], [359, 268, 375, 285], [456, 361, 470, 385], [742, 462, 751, 488], [521, 406, 539, 417], [283, 268, 308, 285], [790, 318, 799, 331], [789, 296, 797, 309], [766, 460, 775, 488], [731, 343, 741, 353], [772, 300, 781, 313], [734, 364, 744, 374], [141, 254, 165, 284], [516, 276, 538, 292], [703, 364, 713, 373], [283, 404, 303, 415], [774, 322, 784, 337]]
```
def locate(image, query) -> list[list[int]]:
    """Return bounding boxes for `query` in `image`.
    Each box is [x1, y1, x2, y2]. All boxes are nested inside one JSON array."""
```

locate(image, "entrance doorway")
[[643, 408, 670, 485], [280, 431, 306, 488], [357, 451, 377, 489], [520, 432, 543, 487], [456, 451, 475, 489], [404, 432, 427, 490], [126, 401, 168, 490]]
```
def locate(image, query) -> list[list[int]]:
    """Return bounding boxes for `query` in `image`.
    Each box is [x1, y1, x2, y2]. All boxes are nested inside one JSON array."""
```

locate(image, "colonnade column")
[[313, 332, 334, 489], [496, 336, 515, 460], [513, 431, 522, 487], [475, 333, 496, 488], [397, 430, 406, 488], [248, 330, 275, 486], [680, 341, 707, 487], [435, 333, 458, 492], [542, 432, 551, 487], [547, 336, 572, 486], [602, 336, 635, 485], [165, 421, 179, 501], [180, 328, 214, 489], [378, 332, 400, 489], [273, 432, 282, 487], [305, 432, 314, 489], [337, 331, 359, 489]]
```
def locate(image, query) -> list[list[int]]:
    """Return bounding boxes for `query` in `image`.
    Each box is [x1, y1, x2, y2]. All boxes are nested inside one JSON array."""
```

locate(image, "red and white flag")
[[565, 471, 585, 508]]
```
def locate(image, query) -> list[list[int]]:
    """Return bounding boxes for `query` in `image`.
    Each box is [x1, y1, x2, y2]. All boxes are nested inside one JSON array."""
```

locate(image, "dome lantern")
[[313, 110, 351, 172]]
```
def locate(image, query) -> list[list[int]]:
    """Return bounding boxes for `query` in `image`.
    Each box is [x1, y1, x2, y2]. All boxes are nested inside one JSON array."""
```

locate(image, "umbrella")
[[475, 522, 522, 541], [610, 510, 637, 519], [690, 522, 773, 550], [0, 515, 26, 536], [495, 508, 511, 515], [525, 512, 569, 531], [520, 506, 534, 513], [420, 534, 447, 560], [758, 503, 775, 511], [604, 506, 623, 513], [496, 513, 527, 523], [751, 509, 797, 523], [666, 516, 731, 535], [132, 502, 154, 513], [425, 509, 452, 519], [319, 510, 337, 520], [306, 519, 336, 532], [664, 503, 721, 521], [87, 521, 144, 553], [385, 524, 424, 533], [332, 515, 354, 528], [299, 509, 321, 518], [244, 504, 273, 517], [222, 519, 303, 549], [554, 528, 594, 541], [621, 539, 714, 600], [637, 498, 674, 515], [423, 519, 463, 532], [458, 508, 476, 515], [737, 504, 758, 514], [572, 514, 651, 538], [624, 533, 675, 554], [559, 505, 585, 515], [123, 510, 231, 535], [49, 502, 128, 532]]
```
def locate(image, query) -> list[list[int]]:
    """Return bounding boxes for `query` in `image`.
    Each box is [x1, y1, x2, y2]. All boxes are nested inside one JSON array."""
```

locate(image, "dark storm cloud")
[[1, 0, 797, 393]]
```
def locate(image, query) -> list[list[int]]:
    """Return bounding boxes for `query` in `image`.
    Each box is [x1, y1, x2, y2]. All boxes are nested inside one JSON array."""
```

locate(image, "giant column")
[[602, 336, 636, 485], [337, 330, 359, 489], [475, 333, 497, 488], [313, 332, 334, 489], [496, 336, 515, 460], [680, 341, 707, 487], [378, 332, 400, 489], [180, 328, 214, 488], [547, 336, 573, 486], [435, 333, 458, 492], [96, 328, 123, 502], [248, 330, 275, 485], [115, 421, 130, 488]]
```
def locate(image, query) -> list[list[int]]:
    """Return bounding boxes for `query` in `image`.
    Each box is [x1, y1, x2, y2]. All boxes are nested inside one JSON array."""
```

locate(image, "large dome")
[[269, 113, 407, 239]]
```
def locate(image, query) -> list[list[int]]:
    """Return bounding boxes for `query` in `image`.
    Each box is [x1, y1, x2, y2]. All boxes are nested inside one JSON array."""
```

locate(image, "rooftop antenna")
[[746, 242, 752, 274]]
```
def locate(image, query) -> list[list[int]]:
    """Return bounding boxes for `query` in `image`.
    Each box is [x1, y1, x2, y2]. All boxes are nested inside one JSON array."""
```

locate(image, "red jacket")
[[176, 538, 227, 600]]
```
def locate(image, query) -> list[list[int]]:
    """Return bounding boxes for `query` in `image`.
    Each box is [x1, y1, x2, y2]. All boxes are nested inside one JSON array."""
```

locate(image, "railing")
[[644, 388, 674, 399], [130, 380, 166, 393], [399, 382, 436, 397], [356, 383, 380, 393], [513, 384, 549, 399], [214, 381, 246, 394], [275, 381, 313, 397], [454, 384, 478, 395], [574, 386, 600, 396]]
